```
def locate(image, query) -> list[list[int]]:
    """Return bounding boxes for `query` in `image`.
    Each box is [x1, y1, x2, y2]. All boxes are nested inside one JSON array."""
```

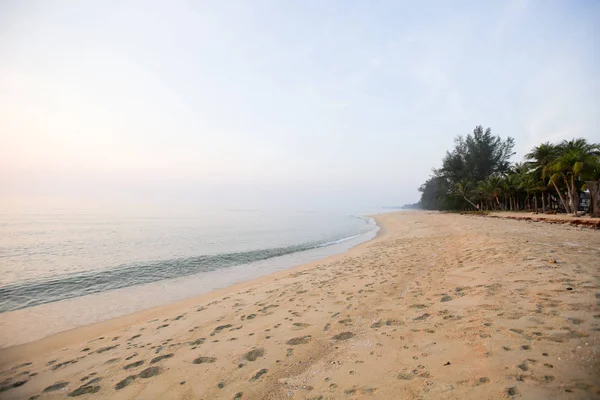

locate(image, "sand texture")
[[0, 211, 599, 399], [488, 212, 600, 229]]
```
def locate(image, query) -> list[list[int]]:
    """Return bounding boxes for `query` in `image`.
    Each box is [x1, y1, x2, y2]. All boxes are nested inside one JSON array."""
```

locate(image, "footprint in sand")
[[397, 372, 413, 380], [286, 336, 312, 345], [250, 368, 268, 381], [68, 382, 101, 397], [243, 348, 265, 362], [292, 323, 311, 329], [138, 367, 162, 378], [211, 324, 233, 336], [333, 332, 354, 340], [96, 345, 119, 354], [115, 376, 136, 390], [370, 319, 403, 328], [0, 379, 28, 393], [190, 337, 206, 346], [123, 360, 145, 370], [43, 381, 70, 392], [345, 386, 376, 395], [150, 354, 173, 364], [79, 373, 98, 382], [193, 356, 217, 364]]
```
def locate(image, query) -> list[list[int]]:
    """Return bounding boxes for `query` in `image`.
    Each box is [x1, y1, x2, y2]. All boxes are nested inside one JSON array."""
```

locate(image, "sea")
[[0, 207, 380, 346]]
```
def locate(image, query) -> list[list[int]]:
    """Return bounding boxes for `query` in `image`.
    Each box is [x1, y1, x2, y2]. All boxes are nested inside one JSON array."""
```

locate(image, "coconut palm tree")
[[547, 139, 600, 216], [583, 155, 600, 217], [455, 179, 478, 209], [522, 170, 549, 213], [477, 176, 504, 210], [525, 142, 559, 213], [506, 163, 529, 210], [525, 142, 558, 174], [501, 173, 521, 210]]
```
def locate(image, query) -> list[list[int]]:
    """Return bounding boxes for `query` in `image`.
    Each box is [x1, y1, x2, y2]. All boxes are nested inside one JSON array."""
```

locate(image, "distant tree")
[[455, 179, 478, 209], [525, 142, 559, 212], [419, 126, 514, 210], [547, 139, 600, 215], [418, 176, 457, 210], [400, 202, 422, 210], [416, 127, 599, 218], [501, 172, 521, 211], [582, 149, 600, 217], [475, 176, 503, 210], [438, 126, 515, 187]]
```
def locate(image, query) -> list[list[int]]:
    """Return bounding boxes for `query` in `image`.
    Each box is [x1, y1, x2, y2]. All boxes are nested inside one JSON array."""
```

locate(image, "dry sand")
[[1, 211, 599, 400]]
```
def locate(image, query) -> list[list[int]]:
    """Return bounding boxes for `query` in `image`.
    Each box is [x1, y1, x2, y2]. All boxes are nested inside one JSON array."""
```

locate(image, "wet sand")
[[1, 211, 598, 399], [0, 226, 377, 348]]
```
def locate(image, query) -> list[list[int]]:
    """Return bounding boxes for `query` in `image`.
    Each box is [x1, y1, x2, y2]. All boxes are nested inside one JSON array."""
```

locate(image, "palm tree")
[[523, 171, 548, 213], [490, 176, 505, 210], [547, 139, 600, 216], [477, 176, 504, 210], [507, 163, 530, 210], [583, 155, 600, 217], [525, 142, 558, 173], [455, 179, 478, 209], [525, 142, 559, 213], [501, 173, 520, 210]]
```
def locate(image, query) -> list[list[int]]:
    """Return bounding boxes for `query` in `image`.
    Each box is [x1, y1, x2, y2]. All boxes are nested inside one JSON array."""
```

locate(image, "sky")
[[1, 0, 599, 211]]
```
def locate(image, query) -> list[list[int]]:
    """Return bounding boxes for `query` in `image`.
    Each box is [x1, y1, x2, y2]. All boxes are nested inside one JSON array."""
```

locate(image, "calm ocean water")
[[0, 208, 377, 314]]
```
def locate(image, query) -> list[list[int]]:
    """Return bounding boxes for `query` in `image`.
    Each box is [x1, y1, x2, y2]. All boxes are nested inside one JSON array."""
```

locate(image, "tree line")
[[417, 126, 600, 217]]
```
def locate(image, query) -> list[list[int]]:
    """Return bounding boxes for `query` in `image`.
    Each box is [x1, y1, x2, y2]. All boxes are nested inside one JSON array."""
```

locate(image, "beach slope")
[[1, 211, 598, 399]]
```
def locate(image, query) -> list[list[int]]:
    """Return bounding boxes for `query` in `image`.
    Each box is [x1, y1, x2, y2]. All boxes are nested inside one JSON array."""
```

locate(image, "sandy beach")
[[1, 211, 599, 400]]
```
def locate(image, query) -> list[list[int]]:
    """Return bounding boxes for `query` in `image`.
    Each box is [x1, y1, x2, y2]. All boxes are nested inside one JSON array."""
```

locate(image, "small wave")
[[315, 233, 362, 247], [0, 229, 373, 313]]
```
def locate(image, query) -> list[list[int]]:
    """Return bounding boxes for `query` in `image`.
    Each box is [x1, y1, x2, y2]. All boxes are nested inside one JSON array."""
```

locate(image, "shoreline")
[[0, 214, 386, 365], [0, 216, 379, 349], [1, 211, 598, 400]]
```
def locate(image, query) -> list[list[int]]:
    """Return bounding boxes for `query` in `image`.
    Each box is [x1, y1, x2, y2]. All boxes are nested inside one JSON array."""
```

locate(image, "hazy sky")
[[1, 1, 599, 210]]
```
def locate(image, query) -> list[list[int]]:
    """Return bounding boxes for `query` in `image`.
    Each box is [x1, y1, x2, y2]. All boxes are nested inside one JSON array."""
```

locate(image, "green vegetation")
[[417, 126, 600, 217], [399, 202, 421, 210]]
